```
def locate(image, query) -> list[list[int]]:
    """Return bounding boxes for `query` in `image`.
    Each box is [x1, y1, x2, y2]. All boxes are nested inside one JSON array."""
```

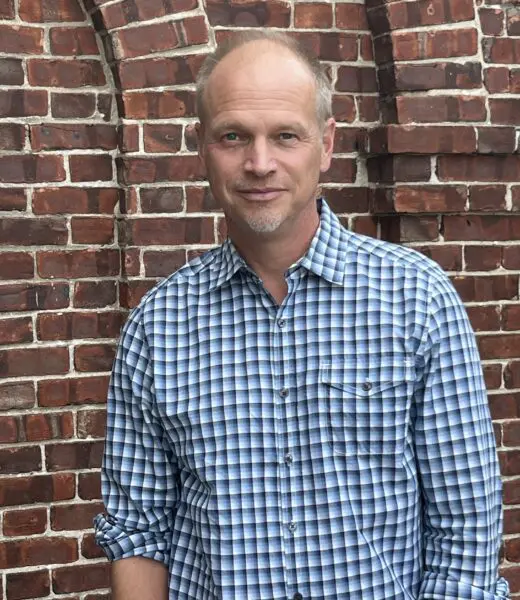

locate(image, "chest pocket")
[[320, 359, 415, 457]]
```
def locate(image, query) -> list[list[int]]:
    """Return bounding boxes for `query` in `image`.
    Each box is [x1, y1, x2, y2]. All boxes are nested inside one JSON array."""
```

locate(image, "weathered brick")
[[19, 0, 85, 22], [367, 156, 431, 184], [124, 217, 214, 246], [0, 347, 69, 377], [119, 124, 139, 153], [6, 569, 50, 600], [483, 37, 520, 63], [31, 124, 117, 151], [0, 156, 65, 184], [0, 537, 78, 570], [0, 124, 25, 151], [206, 0, 290, 27], [100, 0, 197, 29], [115, 20, 183, 59], [45, 440, 104, 471], [28, 59, 106, 88], [74, 344, 116, 372], [0, 59, 25, 85], [391, 28, 478, 61], [144, 124, 183, 153], [0, 473, 74, 505], [336, 66, 377, 93], [0, 218, 68, 245], [0, 24, 44, 54], [37, 249, 119, 279], [51, 93, 96, 118], [37, 311, 124, 341], [52, 563, 110, 594], [467, 305, 501, 333], [33, 187, 118, 215], [51, 501, 104, 531], [81, 532, 105, 559], [479, 335, 520, 359], [38, 376, 108, 407], [484, 66, 510, 93], [295, 3, 333, 28], [503, 306, 520, 331], [69, 155, 113, 182], [469, 185, 507, 211], [3, 508, 47, 537], [372, 186, 467, 214], [396, 95, 486, 124], [0, 382, 35, 411], [489, 99, 520, 125], [332, 95, 356, 123], [118, 56, 201, 91], [0, 446, 41, 475], [478, 126, 517, 152], [141, 187, 184, 213], [0, 317, 33, 345], [464, 245, 502, 271], [78, 471, 101, 500], [0, 283, 69, 312], [438, 155, 520, 182], [444, 215, 520, 241], [379, 216, 439, 243], [480, 8, 505, 35], [120, 280, 157, 309], [388, 62, 482, 93], [370, 125, 477, 154], [0, 190, 27, 212], [122, 90, 196, 119], [143, 250, 186, 277], [77, 409, 106, 438], [0, 0, 15, 18], [336, 3, 368, 30], [182, 15, 210, 45], [120, 155, 204, 184], [503, 247, 520, 270], [50, 26, 98, 55], [414, 245, 462, 271], [71, 216, 115, 244]]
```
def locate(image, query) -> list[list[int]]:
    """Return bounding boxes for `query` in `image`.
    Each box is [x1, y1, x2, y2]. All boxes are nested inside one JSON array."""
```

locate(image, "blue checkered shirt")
[[95, 200, 508, 600]]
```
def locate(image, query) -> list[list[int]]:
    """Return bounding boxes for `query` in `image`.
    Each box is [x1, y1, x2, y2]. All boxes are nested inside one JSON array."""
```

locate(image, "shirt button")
[[279, 388, 289, 398], [362, 381, 372, 391], [277, 318, 286, 328], [284, 453, 293, 465], [288, 521, 297, 532], [293, 594, 303, 600]]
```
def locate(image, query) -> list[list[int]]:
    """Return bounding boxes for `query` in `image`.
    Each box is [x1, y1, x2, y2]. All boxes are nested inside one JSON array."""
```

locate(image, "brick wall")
[[0, 0, 518, 598]]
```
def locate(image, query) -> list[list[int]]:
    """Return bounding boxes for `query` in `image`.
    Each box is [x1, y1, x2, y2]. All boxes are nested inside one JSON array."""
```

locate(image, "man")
[[95, 31, 509, 600]]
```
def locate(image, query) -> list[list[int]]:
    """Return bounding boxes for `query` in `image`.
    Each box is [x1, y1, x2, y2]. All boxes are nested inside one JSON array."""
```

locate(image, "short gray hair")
[[196, 31, 333, 126]]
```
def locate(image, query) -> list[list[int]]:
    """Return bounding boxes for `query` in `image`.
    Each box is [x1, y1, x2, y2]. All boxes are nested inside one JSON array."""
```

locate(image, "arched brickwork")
[[1, 0, 520, 597]]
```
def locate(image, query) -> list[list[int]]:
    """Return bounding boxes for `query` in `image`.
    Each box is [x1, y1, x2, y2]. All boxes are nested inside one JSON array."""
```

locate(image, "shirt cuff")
[[93, 513, 170, 566], [419, 572, 510, 599]]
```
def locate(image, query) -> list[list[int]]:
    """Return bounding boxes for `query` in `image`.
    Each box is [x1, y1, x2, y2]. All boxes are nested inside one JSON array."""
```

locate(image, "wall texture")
[[0, 0, 519, 598]]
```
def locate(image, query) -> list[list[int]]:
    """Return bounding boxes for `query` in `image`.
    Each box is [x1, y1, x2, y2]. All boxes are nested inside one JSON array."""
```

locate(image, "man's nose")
[[243, 138, 276, 176]]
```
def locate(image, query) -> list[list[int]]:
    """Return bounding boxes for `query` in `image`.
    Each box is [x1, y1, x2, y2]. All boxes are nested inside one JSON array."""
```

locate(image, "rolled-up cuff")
[[93, 513, 170, 565], [419, 572, 510, 599]]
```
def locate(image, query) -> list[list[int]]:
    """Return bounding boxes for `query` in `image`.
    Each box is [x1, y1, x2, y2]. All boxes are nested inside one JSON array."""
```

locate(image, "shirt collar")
[[209, 198, 347, 290]]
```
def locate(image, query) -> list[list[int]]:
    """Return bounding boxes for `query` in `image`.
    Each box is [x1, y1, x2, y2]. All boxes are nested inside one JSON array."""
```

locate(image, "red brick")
[[52, 563, 110, 594], [469, 185, 507, 211], [479, 335, 520, 360], [0, 189, 27, 211], [100, 0, 197, 28], [295, 3, 333, 28], [0, 58, 24, 85], [28, 59, 106, 88], [125, 217, 214, 246], [500, 565, 520, 594], [373, 186, 466, 214], [379, 216, 439, 243], [503, 306, 520, 331], [31, 124, 117, 151], [0, 90, 47, 117], [499, 450, 520, 476], [396, 95, 486, 124], [119, 124, 139, 153], [51, 93, 96, 118], [505, 538, 520, 563], [118, 56, 201, 91], [392, 28, 478, 60], [51, 502, 104, 531], [503, 247, 520, 270], [504, 479, 520, 504], [484, 66, 510, 93], [336, 66, 377, 93], [0, 283, 69, 312], [452, 274, 518, 302], [74, 344, 116, 372], [77, 409, 106, 438], [78, 472, 101, 500], [489, 99, 520, 126], [0, 446, 41, 475], [81, 533, 104, 559], [0, 156, 65, 184], [6, 569, 50, 600], [115, 21, 182, 59], [50, 26, 98, 55], [38, 376, 108, 407], [482, 362, 503, 388], [332, 95, 356, 123], [445, 215, 520, 242], [333, 128, 365, 154], [0, 217, 68, 245], [508, 7, 520, 35], [120, 155, 204, 184], [69, 155, 113, 182], [71, 217, 115, 244], [0, 537, 77, 570], [74, 280, 117, 308], [19, 0, 84, 22], [25, 412, 74, 442], [144, 124, 182, 153], [489, 392, 520, 420], [370, 125, 476, 154], [3, 508, 47, 537], [439, 155, 520, 182], [37, 249, 119, 279], [0, 317, 33, 345], [120, 280, 157, 309], [336, 3, 368, 29], [464, 245, 502, 271], [37, 311, 124, 341], [0, 124, 25, 151], [45, 441, 104, 471], [141, 187, 183, 213], [389, 62, 482, 92], [513, 187, 520, 211], [0, 382, 35, 411], [413, 245, 463, 271], [0, 0, 15, 18], [182, 15, 209, 45], [480, 8, 505, 35], [0, 347, 69, 377], [505, 360, 520, 389], [0, 473, 74, 506], [206, 0, 290, 27], [368, 155, 430, 184], [0, 24, 44, 54], [33, 187, 118, 215], [143, 250, 186, 278], [122, 90, 195, 119], [483, 37, 520, 63]]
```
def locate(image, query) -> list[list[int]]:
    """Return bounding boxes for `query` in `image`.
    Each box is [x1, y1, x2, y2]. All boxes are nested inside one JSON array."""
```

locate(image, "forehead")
[[203, 42, 318, 124]]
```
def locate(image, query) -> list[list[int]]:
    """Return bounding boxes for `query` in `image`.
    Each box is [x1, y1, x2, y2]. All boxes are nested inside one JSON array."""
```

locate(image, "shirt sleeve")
[[94, 306, 179, 565], [414, 270, 509, 600]]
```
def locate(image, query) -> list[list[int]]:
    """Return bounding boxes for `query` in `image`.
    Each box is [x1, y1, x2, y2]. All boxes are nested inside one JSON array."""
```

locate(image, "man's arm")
[[414, 270, 509, 599], [94, 306, 178, 599], [112, 557, 168, 600]]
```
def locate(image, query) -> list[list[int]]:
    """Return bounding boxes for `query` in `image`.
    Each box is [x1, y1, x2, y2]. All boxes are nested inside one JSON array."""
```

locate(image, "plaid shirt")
[[95, 200, 508, 600]]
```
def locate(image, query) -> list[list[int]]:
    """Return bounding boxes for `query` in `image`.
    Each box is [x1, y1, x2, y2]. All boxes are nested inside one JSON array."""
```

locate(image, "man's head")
[[196, 32, 336, 240]]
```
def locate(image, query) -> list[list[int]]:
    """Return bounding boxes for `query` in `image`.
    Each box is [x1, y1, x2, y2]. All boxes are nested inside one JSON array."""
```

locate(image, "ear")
[[195, 122, 207, 175], [320, 118, 336, 173]]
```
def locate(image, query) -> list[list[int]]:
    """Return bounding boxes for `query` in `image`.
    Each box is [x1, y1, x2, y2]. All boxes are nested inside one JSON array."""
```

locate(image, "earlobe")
[[320, 118, 336, 173]]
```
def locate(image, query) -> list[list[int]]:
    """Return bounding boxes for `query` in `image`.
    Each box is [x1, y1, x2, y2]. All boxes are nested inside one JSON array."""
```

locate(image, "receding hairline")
[[196, 31, 333, 125]]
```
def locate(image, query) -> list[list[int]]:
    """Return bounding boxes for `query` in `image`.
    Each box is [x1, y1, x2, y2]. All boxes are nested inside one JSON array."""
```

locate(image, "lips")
[[236, 188, 286, 201]]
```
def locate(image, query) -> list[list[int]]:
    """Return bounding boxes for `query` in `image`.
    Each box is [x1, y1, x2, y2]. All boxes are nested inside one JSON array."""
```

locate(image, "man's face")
[[197, 42, 335, 239]]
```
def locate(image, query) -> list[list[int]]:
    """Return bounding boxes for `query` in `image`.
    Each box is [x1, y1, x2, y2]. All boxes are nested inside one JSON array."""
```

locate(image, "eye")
[[222, 132, 240, 142], [279, 132, 297, 141]]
